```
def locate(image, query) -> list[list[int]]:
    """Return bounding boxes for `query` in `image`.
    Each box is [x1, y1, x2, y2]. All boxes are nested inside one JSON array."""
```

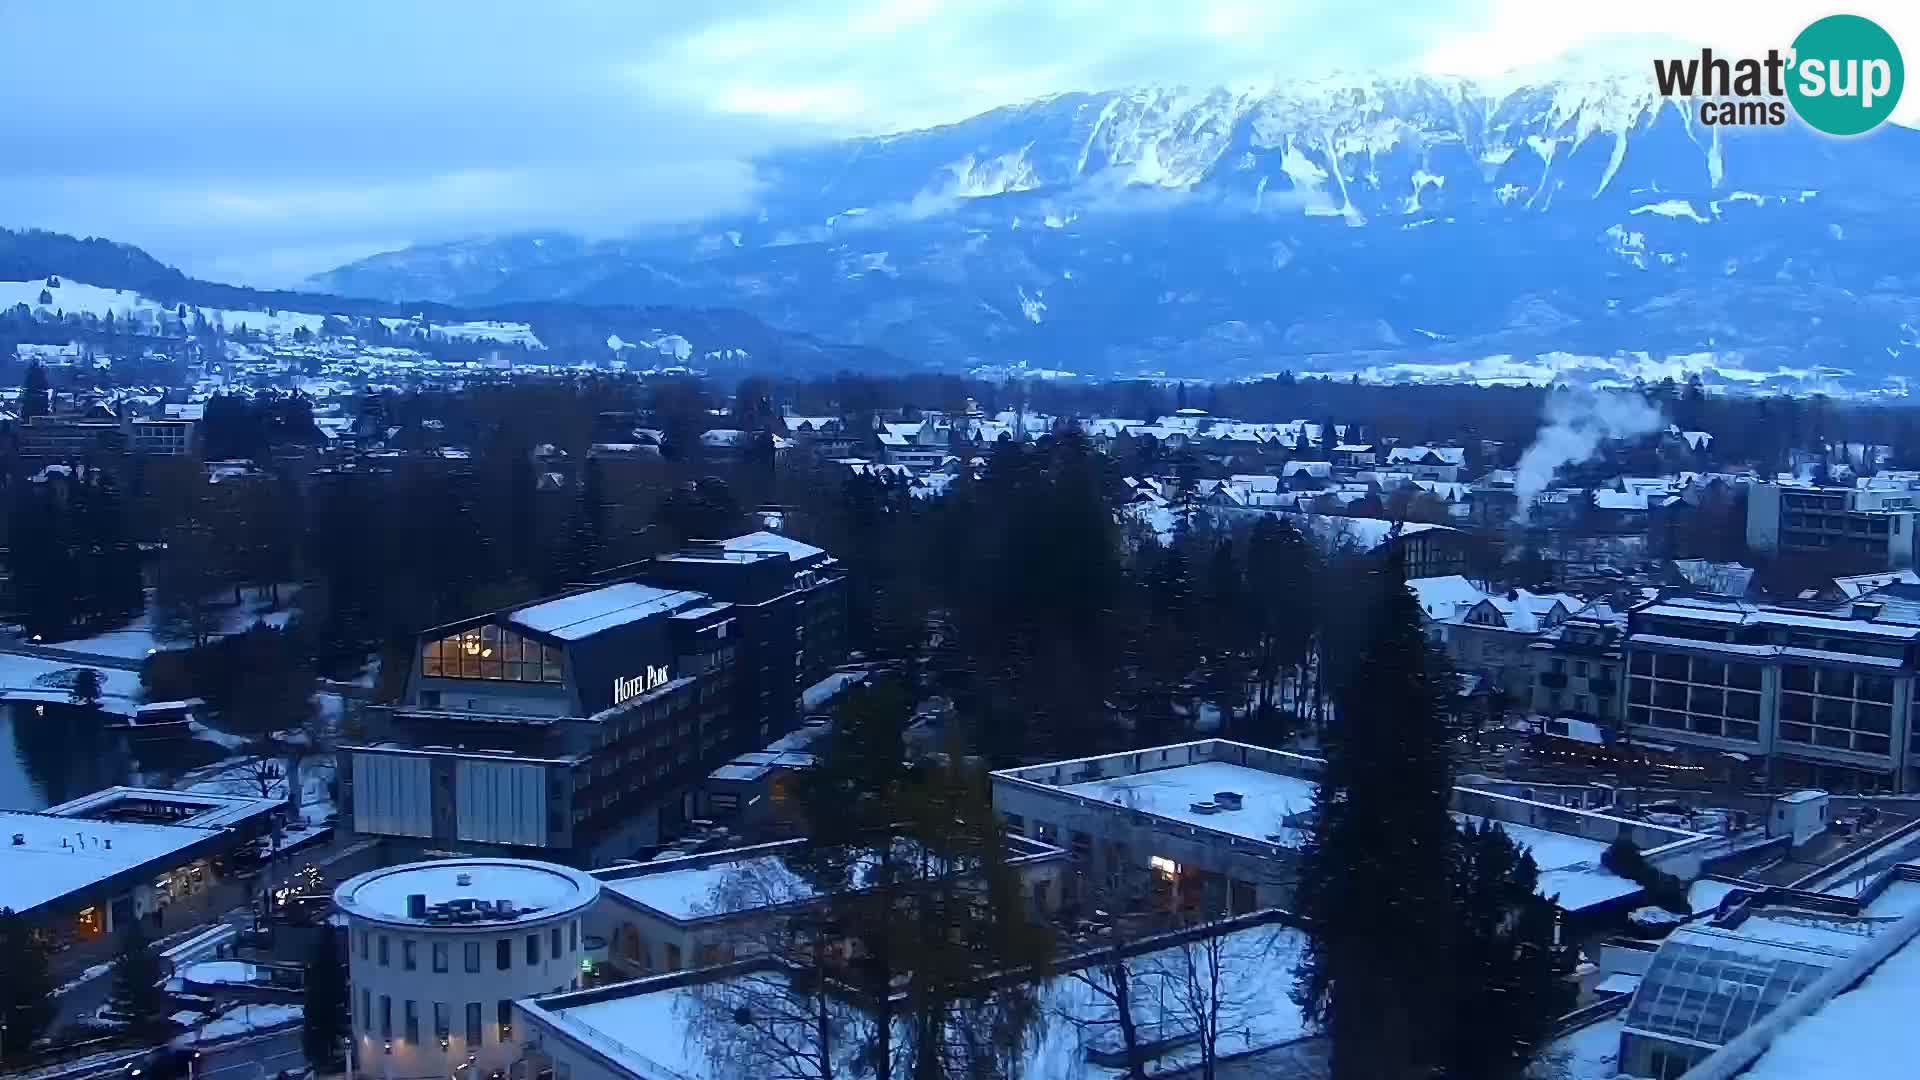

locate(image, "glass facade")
[[1780, 665, 1896, 757], [1627, 653, 1763, 742], [1624, 932, 1831, 1049], [422, 625, 564, 683]]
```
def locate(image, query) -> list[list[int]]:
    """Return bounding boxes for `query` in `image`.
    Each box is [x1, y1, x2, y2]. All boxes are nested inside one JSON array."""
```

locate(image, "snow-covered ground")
[[173, 1003, 303, 1045], [0, 654, 142, 714], [36, 587, 299, 661], [1531, 1016, 1622, 1080]]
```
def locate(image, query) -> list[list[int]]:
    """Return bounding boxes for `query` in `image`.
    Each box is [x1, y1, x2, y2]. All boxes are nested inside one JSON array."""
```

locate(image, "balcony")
[[1539, 672, 1568, 689]]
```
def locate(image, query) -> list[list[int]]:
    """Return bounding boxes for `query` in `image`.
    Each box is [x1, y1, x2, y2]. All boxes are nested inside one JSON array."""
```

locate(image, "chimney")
[[407, 894, 428, 920]]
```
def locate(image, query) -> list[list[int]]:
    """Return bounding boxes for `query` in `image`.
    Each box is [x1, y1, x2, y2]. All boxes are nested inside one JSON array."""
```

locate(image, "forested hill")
[[0, 227, 907, 375]]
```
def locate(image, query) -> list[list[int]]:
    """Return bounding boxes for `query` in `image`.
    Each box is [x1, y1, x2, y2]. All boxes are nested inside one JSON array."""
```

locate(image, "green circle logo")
[[1787, 14, 1904, 136]]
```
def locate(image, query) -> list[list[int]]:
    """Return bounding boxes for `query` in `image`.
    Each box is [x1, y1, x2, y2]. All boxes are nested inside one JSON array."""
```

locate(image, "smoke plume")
[[1513, 390, 1665, 521]]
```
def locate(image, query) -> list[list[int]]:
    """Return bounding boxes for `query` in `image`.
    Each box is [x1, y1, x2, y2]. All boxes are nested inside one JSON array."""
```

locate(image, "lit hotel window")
[[1150, 856, 1181, 876]]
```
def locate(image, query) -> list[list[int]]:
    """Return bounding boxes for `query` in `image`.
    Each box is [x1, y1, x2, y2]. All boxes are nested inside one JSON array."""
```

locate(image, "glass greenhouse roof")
[[1623, 928, 1836, 1048]]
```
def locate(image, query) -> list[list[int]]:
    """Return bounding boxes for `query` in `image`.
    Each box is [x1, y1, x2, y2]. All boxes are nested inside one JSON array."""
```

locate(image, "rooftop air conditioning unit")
[[456, 873, 473, 887], [1213, 791, 1244, 811], [1189, 801, 1220, 815]]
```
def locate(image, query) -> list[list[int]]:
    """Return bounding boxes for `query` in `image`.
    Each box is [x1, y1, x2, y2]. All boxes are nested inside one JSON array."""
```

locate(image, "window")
[[1003, 812, 1024, 836], [424, 625, 565, 683], [466, 1002, 483, 1046], [465, 942, 481, 973], [431, 941, 448, 973], [362, 989, 371, 1031], [356, 930, 367, 959], [1551, 658, 1567, 674], [497, 1001, 513, 1041], [551, 926, 563, 959], [1781, 722, 1814, 745], [1784, 665, 1814, 692], [1631, 652, 1654, 675], [527, 933, 540, 965], [380, 996, 392, 1039], [1728, 663, 1761, 690], [666, 944, 682, 970], [403, 940, 417, 971], [1656, 653, 1689, 680], [497, 939, 512, 970], [569, 921, 578, 952], [404, 1001, 418, 1044], [434, 1002, 450, 1043], [377, 935, 389, 967]]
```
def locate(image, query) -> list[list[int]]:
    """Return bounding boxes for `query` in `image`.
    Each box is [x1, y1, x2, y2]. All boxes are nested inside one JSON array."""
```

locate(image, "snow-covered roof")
[[1062, 761, 1318, 847], [333, 858, 600, 928], [1738, 929, 1920, 1080], [509, 583, 706, 641], [1385, 445, 1466, 466], [0, 810, 231, 916], [719, 530, 826, 565], [518, 920, 1310, 1080], [1406, 575, 1489, 621]]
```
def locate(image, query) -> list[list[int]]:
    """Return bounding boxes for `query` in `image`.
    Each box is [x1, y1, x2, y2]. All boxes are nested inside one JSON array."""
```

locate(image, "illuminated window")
[[423, 626, 564, 683], [1150, 856, 1181, 876]]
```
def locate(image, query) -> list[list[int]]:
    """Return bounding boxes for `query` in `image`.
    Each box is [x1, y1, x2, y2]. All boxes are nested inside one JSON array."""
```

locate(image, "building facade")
[[1530, 601, 1629, 725], [341, 531, 846, 866], [1747, 483, 1920, 569], [334, 858, 601, 1080], [1624, 593, 1920, 792]]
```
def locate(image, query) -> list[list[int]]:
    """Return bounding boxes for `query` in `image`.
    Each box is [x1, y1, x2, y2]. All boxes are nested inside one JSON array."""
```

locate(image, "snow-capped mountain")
[[312, 65, 1920, 387]]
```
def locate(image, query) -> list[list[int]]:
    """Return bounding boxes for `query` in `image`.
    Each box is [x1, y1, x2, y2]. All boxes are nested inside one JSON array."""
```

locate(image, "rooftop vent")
[[455, 873, 472, 887], [10, 833, 22, 846], [1189, 801, 1220, 815], [1213, 791, 1244, 811], [1853, 602, 1884, 620]]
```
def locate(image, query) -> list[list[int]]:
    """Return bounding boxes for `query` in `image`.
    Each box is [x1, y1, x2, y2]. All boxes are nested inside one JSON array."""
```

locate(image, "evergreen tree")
[[1245, 517, 1315, 736], [19, 361, 50, 419], [559, 456, 609, 584], [302, 935, 348, 1071], [108, 919, 168, 1036], [5, 482, 74, 639], [0, 907, 55, 1059], [1293, 554, 1460, 1080], [781, 682, 1053, 1079], [67, 667, 104, 711], [1199, 538, 1252, 736], [153, 520, 222, 647], [1443, 821, 1577, 1080]]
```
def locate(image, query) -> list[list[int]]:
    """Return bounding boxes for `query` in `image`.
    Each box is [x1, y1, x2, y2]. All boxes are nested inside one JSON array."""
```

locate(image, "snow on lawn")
[[174, 1004, 303, 1044], [0, 655, 142, 714], [38, 586, 299, 661]]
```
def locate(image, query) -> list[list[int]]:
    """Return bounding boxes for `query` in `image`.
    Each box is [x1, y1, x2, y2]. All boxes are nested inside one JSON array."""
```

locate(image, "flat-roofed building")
[[0, 787, 281, 942], [991, 739, 1710, 922], [1623, 592, 1920, 792]]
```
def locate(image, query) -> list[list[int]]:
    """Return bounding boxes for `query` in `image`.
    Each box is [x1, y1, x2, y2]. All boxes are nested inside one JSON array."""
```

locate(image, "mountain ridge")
[[307, 67, 1920, 389]]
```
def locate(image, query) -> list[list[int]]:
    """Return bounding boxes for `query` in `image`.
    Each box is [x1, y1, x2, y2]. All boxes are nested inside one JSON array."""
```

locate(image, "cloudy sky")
[[2, 0, 1915, 286]]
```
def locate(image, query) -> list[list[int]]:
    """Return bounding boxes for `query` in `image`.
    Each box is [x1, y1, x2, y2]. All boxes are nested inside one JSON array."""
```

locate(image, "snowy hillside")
[[309, 61, 1920, 389]]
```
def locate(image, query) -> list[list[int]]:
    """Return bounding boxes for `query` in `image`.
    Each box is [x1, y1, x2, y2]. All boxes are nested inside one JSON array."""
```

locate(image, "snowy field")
[[0, 654, 143, 714], [35, 586, 299, 661]]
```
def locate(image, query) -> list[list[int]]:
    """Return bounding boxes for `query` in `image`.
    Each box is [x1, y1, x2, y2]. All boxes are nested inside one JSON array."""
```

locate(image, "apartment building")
[[1623, 592, 1920, 792], [1530, 599, 1629, 726], [1747, 483, 1920, 569]]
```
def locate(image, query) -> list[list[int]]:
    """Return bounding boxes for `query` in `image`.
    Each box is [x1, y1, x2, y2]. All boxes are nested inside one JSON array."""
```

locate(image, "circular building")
[[334, 858, 601, 1080]]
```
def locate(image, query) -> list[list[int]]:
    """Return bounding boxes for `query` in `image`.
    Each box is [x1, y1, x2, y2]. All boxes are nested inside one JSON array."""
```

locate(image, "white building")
[[333, 859, 601, 1080], [989, 739, 1712, 920]]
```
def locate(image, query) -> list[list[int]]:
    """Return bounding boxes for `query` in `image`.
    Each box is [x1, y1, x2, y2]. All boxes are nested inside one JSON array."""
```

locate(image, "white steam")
[[1513, 391, 1665, 520]]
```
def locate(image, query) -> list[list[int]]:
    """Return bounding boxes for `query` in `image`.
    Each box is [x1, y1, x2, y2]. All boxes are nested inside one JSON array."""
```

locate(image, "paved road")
[[194, 1029, 305, 1080]]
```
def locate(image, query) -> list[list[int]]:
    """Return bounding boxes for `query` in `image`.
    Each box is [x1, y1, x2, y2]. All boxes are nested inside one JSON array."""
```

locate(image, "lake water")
[[0, 702, 225, 811]]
